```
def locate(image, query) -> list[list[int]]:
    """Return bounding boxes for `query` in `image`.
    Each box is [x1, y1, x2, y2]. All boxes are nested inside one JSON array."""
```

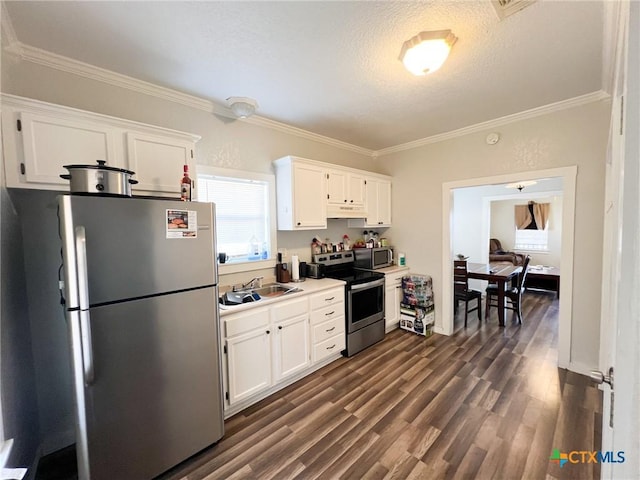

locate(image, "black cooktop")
[[313, 252, 384, 286], [326, 269, 384, 286]]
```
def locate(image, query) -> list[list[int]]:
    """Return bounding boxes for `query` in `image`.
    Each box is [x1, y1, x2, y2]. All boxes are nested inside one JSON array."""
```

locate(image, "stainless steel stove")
[[313, 251, 385, 356]]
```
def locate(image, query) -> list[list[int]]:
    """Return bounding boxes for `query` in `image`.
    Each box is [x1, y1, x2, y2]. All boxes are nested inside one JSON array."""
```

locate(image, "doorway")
[[441, 166, 577, 369]]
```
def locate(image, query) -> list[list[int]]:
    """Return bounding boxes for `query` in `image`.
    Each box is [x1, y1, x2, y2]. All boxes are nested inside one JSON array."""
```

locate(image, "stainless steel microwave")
[[353, 247, 393, 270]]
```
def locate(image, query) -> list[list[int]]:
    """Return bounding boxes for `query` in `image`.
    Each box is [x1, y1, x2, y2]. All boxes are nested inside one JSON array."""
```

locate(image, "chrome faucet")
[[233, 276, 263, 292]]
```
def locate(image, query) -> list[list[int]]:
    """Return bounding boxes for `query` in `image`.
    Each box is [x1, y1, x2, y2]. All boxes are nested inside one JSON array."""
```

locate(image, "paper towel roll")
[[291, 255, 300, 281]]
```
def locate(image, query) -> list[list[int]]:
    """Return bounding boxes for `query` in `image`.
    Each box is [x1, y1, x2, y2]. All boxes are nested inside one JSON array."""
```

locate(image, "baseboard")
[[567, 361, 597, 377]]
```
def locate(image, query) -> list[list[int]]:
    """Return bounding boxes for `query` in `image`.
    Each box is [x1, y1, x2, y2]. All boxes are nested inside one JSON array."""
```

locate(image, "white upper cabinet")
[[274, 156, 327, 230], [16, 112, 119, 187], [326, 169, 365, 206], [126, 132, 194, 194], [1, 94, 200, 197], [275, 156, 391, 228], [375, 178, 392, 226], [348, 176, 392, 227]]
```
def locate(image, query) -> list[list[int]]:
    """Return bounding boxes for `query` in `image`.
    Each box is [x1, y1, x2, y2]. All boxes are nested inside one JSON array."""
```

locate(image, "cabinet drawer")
[[312, 316, 345, 344], [310, 287, 344, 310], [310, 303, 344, 325], [387, 273, 405, 286], [272, 296, 308, 322], [312, 334, 345, 362], [225, 307, 270, 338]]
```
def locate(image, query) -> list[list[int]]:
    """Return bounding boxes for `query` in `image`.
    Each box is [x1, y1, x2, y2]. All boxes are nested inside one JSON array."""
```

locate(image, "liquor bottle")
[[180, 165, 192, 201]]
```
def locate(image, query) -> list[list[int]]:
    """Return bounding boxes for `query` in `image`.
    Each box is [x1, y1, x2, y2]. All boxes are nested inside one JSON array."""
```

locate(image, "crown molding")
[[1, 2, 19, 51], [244, 115, 375, 157], [9, 41, 375, 157], [4, 37, 610, 160], [375, 90, 611, 157]]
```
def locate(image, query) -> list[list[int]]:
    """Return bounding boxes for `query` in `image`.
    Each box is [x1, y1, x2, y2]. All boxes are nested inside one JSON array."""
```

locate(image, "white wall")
[[0, 51, 393, 455], [490, 195, 563, 267], [0, 167, 41, 469], [0, 22, 612, 462], [452, 188, 486, 263], [374, 99, 610, 372]]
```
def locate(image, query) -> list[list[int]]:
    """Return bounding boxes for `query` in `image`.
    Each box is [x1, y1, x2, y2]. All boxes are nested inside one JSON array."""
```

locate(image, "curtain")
[[532, 202, 550, 230], [514, 202, 550, 230], [514, 205, 532, 229]]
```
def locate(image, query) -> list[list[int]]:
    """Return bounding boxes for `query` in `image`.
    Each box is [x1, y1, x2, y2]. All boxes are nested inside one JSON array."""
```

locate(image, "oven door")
[[347, 277, 385, 333]]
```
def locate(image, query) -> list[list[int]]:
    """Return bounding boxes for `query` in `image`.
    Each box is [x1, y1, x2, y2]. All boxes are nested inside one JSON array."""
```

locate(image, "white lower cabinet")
[[384, 269, 409, 331], [309, 287, 345, 362], [222, 286, 345, 413], [225, 307, 271, 405], [272, 297, 310, 382]]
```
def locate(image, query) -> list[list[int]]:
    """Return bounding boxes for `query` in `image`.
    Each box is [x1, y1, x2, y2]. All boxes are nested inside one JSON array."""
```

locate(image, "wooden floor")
[[160, 291, 602, 480], [36, 290, 602, 480]]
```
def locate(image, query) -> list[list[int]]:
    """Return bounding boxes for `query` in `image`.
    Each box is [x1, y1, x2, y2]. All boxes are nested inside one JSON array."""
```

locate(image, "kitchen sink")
[[219, 283, 302, 305], [252, 284, 300, 297]]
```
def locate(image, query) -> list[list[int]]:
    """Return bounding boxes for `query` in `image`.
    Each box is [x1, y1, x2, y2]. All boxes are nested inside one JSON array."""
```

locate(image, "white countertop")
[[375, 265, 410, 275], [218, 277, 346, 317]]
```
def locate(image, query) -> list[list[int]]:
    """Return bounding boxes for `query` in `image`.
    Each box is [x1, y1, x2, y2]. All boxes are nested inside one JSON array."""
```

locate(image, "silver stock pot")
[[60, 160, 139, 196]]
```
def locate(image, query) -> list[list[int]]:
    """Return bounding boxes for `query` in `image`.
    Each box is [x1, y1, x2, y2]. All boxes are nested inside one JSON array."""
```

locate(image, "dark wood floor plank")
[[38, 291, 602, 480]]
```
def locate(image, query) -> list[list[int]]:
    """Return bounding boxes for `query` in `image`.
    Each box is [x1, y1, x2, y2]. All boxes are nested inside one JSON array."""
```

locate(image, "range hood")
[[327, 204, 367, 219]]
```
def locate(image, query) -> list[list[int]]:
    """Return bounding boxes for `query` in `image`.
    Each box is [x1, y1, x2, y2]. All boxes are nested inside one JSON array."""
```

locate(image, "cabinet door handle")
[[325, 296, 335, 301], [266, 330, 270, 334], [350, 200, 353, 203], [344, 199, 347, 203], [325, 311, 335, 316], [278, 325, 283, 330], [296, 222, 301, 226], [326, 344, 336, 350], [325, 326, 336, 332]]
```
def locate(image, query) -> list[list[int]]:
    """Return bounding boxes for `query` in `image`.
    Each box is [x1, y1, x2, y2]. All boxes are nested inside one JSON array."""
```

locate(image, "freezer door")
[[79, 287, 224, 480], [59, 195, 217, 307]]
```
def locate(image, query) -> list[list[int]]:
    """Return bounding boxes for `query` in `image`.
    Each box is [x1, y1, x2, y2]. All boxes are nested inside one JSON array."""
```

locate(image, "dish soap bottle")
[[249, 235, 260, 260], [180, 165, 192, 201]]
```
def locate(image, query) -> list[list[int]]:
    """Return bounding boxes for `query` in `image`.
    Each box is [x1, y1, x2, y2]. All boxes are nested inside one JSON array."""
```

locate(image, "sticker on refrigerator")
[[166, 209, 197, 238]]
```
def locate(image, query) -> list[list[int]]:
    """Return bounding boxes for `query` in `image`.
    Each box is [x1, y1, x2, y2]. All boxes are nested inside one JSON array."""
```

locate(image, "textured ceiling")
[[3, 1, 605, 151]]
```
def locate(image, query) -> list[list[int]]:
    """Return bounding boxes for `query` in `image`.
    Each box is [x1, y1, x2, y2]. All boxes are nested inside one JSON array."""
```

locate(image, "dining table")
[[465, 262, 522, 327]]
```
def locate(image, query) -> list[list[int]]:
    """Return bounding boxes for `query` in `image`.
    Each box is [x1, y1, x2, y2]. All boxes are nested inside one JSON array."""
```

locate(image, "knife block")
[[276, 263, 291, 283]]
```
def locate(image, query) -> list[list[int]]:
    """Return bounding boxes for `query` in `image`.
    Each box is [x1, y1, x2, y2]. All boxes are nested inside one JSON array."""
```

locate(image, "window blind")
[[197, 174, 270, 260]]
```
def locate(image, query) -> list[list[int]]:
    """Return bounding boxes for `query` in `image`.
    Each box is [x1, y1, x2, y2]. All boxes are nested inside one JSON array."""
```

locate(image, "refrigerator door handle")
[[80, 309, 95, 386], [76, 226, 95, 386], [76, 226, 90, 310]]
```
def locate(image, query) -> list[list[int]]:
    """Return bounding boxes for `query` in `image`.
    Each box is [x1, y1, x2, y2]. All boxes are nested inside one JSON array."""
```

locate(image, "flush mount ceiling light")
[[506, 181, 537, 192], [226, 97, 258, 118], [399, 29, 458, 76]]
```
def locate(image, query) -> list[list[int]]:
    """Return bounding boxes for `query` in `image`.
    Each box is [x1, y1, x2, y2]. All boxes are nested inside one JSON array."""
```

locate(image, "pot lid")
[[62, 160, 135, 175]]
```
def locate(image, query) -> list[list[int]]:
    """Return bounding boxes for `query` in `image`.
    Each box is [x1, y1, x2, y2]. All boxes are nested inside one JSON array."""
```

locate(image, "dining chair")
[[453, 260, 482, 327], [485, 255, 531, 324]]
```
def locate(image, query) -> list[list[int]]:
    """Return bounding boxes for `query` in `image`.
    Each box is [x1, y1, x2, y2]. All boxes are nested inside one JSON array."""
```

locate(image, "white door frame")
[[599, 1, 639, 477], [441, 165, 577, 369]]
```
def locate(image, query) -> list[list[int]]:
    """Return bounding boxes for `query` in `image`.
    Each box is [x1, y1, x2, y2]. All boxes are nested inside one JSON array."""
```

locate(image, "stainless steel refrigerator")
[[58, 194, 224, 480]]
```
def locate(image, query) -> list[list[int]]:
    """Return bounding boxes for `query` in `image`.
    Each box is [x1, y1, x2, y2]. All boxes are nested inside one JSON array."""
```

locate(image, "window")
[[197, 166, 276, 273], [514, 228, 549, 251]]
